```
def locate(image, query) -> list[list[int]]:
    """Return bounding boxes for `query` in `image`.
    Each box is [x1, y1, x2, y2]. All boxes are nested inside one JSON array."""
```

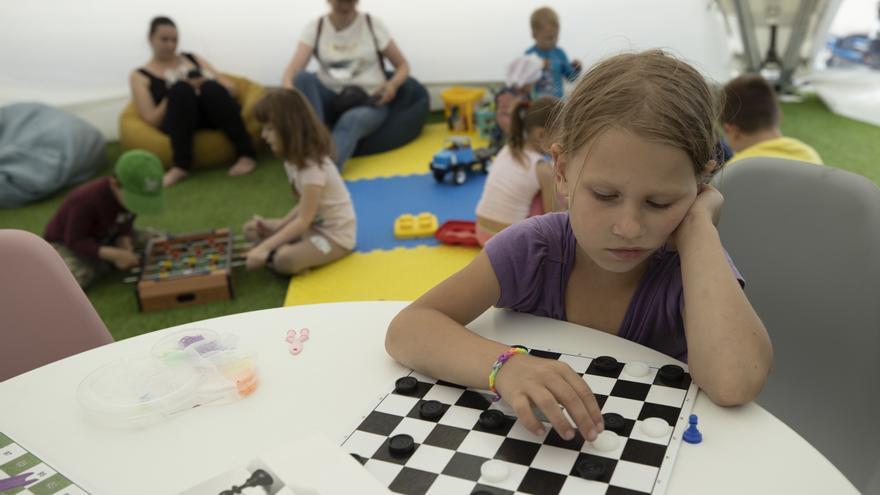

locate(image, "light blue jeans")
[[293, 71, 389, 170]]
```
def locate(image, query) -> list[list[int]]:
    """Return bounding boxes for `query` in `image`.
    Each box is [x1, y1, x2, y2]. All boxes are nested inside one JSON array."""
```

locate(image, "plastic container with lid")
[[77, 328, 258, 429]]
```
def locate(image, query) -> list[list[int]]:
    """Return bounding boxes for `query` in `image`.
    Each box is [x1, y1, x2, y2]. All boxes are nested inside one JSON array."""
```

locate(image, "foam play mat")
[[347, 172, 486, 252], [286, 123, 490, 306], [283, 245, 479, 306], [342, 123, 488, 181]]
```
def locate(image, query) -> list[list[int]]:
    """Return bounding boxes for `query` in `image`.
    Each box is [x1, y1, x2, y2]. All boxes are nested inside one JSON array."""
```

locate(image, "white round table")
[[0, 302, 858, 494]]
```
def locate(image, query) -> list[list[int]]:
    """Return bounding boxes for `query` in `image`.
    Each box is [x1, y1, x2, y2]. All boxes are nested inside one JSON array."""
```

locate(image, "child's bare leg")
[[269, 230, 350, 275]]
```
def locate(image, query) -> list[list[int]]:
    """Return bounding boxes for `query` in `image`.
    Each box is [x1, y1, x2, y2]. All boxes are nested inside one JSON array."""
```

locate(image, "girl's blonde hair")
[[550, 50, 721, 178], [508, 96, 559, 167], [253, 89, 334, 168]]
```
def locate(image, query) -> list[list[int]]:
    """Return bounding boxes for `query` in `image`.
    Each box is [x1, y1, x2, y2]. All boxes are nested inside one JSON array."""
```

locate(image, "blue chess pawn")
[[683, 414, 702, 444]]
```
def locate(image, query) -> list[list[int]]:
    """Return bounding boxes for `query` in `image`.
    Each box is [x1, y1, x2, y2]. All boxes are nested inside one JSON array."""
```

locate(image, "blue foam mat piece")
[[347, 172, 486, 252]]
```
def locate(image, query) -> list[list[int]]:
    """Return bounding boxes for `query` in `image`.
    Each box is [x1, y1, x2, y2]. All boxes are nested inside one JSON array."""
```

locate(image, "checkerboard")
[[341, 349, 697, 495]]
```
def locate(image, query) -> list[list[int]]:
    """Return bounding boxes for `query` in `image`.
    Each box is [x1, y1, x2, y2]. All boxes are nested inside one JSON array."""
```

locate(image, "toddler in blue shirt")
[[525, 7, 582, 98]]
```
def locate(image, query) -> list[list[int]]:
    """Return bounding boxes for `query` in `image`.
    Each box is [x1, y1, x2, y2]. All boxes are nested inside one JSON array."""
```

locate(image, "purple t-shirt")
[[484, 212, 744, 362]]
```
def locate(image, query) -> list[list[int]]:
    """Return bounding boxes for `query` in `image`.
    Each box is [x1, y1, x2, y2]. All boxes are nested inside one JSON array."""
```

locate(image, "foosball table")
[[133, 228, 245, 312]]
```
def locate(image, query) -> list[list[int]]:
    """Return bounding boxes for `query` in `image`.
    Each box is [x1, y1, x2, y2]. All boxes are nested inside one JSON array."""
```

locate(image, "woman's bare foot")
[[228, 157, 257, 176], [162, 167, 189, 187]]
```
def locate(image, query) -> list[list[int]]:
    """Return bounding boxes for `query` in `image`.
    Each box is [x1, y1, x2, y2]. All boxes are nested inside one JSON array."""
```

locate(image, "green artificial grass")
[[780, 95, 880, 184], [1, 102, 877, 341], [0, 143, 292, 340]]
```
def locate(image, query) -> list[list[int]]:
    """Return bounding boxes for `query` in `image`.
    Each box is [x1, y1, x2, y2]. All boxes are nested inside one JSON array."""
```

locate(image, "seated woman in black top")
[[129, 16, 257, 187]]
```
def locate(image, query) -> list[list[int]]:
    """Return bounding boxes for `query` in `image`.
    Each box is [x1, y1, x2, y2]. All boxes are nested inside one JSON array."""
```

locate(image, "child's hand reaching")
[[254, 216, 282, 237], [112, 249, 140, 270], [493, 353, 604, 441], [245, 245, 270, 270]]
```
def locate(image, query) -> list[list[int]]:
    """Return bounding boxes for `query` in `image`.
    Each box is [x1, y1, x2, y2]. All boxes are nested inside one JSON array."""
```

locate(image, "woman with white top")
[[282, 0, 411, 170]]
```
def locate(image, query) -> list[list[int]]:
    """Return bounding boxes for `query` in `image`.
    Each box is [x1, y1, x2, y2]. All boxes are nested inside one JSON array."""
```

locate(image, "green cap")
[[114, 150, 165, 215]]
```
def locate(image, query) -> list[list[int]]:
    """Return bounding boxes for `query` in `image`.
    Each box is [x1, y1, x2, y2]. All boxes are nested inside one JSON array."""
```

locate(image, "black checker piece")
[[587, 356, 623, 377]]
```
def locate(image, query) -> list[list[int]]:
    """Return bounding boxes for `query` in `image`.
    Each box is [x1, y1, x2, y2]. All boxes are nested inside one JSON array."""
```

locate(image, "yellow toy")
[[394, 212, 439, 239], [440, 87, 486, 134]]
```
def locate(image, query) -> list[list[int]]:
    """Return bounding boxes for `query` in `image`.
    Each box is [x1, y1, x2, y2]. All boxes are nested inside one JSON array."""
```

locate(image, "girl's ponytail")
[[508, 100, 530, 166]]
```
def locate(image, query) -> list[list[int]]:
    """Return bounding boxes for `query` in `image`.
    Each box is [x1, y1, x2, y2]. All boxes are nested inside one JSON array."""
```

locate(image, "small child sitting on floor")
[[243, 89, 356, 275], [44, 150, 165, 287]]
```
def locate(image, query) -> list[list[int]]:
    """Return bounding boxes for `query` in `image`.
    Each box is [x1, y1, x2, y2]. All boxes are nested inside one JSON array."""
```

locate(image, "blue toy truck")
[[826, 34, 880, 69], [430, 137, 494, 185]]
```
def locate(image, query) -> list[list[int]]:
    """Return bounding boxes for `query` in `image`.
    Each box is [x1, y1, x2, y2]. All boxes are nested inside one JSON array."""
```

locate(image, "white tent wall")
[[1, 0, 737, 140]]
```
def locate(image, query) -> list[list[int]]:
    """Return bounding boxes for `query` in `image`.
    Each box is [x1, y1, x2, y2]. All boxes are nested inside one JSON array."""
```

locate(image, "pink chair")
[[0, 230, 113, 382]]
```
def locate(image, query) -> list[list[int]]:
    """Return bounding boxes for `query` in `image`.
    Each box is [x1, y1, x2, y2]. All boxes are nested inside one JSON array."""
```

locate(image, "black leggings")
[[160, 80, 256, 170]]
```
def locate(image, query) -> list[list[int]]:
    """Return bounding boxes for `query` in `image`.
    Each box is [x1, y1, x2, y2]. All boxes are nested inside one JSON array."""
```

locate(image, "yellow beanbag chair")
[[119, 74, 264, 170]]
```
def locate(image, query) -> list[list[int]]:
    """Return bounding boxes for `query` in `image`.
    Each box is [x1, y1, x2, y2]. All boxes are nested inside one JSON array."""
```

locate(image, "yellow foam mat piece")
[[283, 245, 480, 306], [342, 123, 488, 181]]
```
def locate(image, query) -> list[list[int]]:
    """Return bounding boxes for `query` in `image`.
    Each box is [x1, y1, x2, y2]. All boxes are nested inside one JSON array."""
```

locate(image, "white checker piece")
[[479, 461, 530, 492], [581, 434, 626, 460], [480, 459, 509, 482], [590, 430, 620, 452], [623, 361, 650, 377], [621, 364, 658, 384], [630, 418, 673, 445]]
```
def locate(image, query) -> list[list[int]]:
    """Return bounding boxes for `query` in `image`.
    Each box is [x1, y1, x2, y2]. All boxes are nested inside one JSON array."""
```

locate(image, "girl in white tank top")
[[475, 96, 562, 245]]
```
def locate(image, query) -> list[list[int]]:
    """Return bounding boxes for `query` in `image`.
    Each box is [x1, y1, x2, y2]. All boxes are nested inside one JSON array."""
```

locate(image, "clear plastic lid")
[[77, 328, 258, 429]]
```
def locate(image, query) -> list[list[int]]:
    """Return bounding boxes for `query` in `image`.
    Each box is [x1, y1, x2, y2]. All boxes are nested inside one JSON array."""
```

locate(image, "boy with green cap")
[[44, 149, 165, 287]]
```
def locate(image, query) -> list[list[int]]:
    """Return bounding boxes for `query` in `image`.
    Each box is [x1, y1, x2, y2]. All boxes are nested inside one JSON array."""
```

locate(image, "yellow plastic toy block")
[[394, 212, 439, 239]]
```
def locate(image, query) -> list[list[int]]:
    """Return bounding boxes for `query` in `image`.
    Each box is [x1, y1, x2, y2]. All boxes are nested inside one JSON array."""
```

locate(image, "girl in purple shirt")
[[386, 50, 773, 443]]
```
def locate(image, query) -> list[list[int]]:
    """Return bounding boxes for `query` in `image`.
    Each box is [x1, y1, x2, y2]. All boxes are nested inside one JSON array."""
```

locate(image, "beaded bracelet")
[[488, 347, 528, 402]]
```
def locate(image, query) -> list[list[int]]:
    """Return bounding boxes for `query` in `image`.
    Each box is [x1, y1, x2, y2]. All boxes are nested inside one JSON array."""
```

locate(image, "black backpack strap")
[[365, 14, 389, 81], [313, 17, 324, 63]]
